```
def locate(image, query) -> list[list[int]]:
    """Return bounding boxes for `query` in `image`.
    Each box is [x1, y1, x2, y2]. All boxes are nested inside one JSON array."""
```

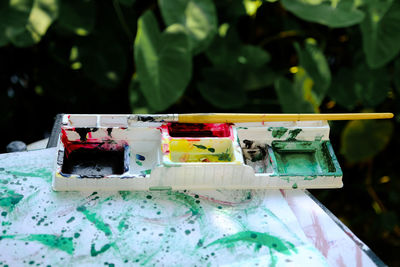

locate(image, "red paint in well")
[[163, 123, 233, 138], [61, 128, 127, 158]]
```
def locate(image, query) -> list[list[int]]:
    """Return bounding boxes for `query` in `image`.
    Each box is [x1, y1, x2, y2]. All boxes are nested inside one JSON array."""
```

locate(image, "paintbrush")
[[128, 113, 394, 123]]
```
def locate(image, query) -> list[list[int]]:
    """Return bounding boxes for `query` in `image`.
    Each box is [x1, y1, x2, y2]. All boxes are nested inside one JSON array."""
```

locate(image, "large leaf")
[[274, 75, 315, 113], [7, 0, 59, 47], [353, 64, 390, 107], [327, 67, 359, 110], [197, 68, 247, 109], [159, 0, 218, 54], [134, 11, 192, 111], [394, 58, 400, 95], [0, 0, 33, 47], [206, 29, 270, 70], [294, 40, 331, 105], [58, 0, 95, 36], [361, 0, 400, 68], [76, 37, 127, 88], [341, 119, 393, 162], [281, 0, 365, 28]]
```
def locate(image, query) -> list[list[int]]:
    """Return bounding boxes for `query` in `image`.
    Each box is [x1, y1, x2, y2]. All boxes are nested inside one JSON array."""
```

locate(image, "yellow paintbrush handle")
[[178, 113, 394, 123]]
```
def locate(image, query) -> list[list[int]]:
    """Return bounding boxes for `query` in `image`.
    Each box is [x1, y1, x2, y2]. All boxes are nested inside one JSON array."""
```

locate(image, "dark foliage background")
[[1, 0, 399, 264]]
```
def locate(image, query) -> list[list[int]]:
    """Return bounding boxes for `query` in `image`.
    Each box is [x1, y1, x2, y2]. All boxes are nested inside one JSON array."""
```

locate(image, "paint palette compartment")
[[61, 147, 127, 178], [269, 141, 341, 177], [169, 139, 235, 163], [167, 123, 231, 137], [53, 114, 344, 191]]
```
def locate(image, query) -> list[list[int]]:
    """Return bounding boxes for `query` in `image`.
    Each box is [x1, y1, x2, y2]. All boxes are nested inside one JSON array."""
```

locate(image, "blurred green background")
[[1, 0, 399, 264]]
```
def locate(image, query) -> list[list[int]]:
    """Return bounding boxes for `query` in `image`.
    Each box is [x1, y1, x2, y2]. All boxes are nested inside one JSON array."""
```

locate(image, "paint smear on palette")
[[167, 123, 231, 138], [268, 127, 288, 138]]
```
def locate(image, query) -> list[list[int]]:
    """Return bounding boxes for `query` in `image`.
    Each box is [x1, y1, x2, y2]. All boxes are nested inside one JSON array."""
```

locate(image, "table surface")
[[0, 148, 383, 266]]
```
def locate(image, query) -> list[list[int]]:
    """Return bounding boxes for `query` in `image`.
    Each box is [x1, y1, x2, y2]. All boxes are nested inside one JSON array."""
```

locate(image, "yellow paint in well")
[[169, 139, 235, 163]]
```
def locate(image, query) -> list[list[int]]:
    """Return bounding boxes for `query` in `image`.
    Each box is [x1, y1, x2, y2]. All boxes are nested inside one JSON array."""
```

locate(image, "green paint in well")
[[0, 189, 23, 211], [207, 231, 297, 255], [77, 205, 112, 236], [193, 144, 207, 150], [268, 127, 288, 138], [287, 129, 302, 141], [136, 160, 143, 166], [91, 243, 112, 257], [272, 141, 338, 176], [0, 234, 74, 254]]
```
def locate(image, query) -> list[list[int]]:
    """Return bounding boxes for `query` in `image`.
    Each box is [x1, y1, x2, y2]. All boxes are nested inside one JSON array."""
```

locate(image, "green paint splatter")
[[304, 176, 317, 180], [287, 129, 302, 141], [66, 217, 75, 223], [1, 211, 7, 217], [0, 189, 23, 211], [135, 160, 143, 166], [5, 168, 52, 182], [74, 233, 80, 238], [207, 231, 297, 255], [119, 191, 131, 200], [76, 206, 112, 236], [292, 183, 298, 189], [91, 243, 112, 256], [140, 169, 151, 175], [185, 230, 191, 235], [193, 144, 207, 150], [171, 192, 202, 217], [0, 234, 74, 254], [208, 148, 215, 153], [268, 127, 288, 138], [118, 220, 127, 232]]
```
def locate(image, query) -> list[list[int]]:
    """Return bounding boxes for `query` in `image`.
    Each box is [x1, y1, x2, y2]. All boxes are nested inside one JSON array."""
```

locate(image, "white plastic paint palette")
[[53, 115, 343, 191]]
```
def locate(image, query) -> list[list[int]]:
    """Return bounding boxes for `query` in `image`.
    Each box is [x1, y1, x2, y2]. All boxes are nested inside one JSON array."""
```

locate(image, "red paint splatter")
[[311, 211, 330, 257]]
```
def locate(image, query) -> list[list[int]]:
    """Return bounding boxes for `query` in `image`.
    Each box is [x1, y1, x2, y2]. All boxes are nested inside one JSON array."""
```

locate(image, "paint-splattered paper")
[[0, 148, 328, 266]]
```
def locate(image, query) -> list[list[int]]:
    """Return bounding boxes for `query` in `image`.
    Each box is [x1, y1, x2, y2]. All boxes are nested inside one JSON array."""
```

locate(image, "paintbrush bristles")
[[178, 113, 394, 123]]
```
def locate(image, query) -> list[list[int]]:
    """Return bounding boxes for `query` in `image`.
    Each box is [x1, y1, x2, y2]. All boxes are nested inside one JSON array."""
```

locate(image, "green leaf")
[[341, 119, 393, 162], [243, 67, 277, 91], [394, 58, 400, 95], [58, 0, 95, 36], [274, 75, 315, 113], [361, 0, 400, 68], [77, 37, 127, 88], [281, 0, 365, 28], [159, 0, 218, 54], [354, 64, 390, 107], [206, 29, 270, 70], [327, 68, 358, 110], [197, 68, 247, 109], [294, 39, 331, 105], [118, 0, 135, 6], [134, 11, 192, 111], [7, 0, 59, 47], [243, 0, 263, 16], [0, 0, 33, 47]]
